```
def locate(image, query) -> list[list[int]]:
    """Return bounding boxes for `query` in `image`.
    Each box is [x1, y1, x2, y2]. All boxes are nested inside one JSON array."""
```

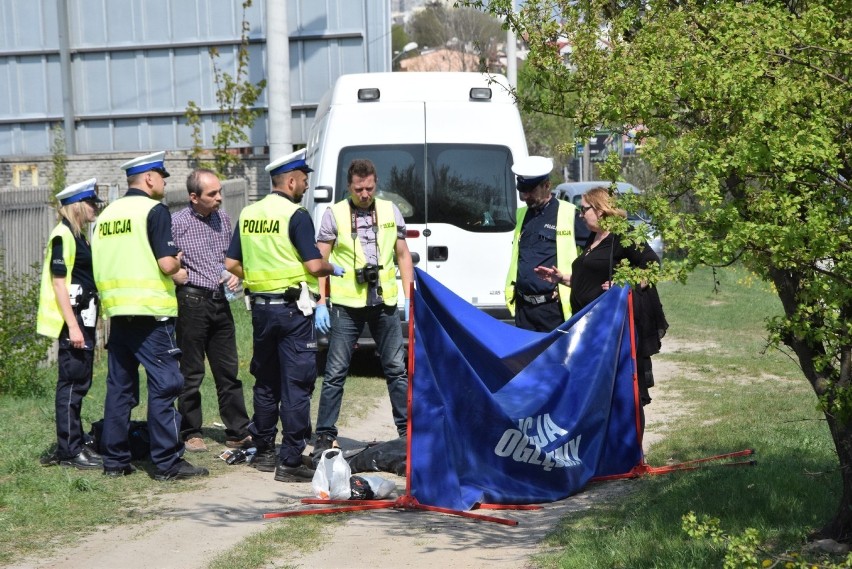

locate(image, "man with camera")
[[312, 159, 414, 464]]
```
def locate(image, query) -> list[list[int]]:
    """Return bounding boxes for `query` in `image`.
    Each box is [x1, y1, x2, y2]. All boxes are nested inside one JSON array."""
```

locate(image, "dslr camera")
[[355, 264, 380, 285]]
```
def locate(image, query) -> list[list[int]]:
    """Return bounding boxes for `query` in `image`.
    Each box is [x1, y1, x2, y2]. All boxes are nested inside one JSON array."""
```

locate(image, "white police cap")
[[120, 151, 170, 178], [56, 178, 102, 206], [512, 156, 553, 191], [265, 148, 313, 176]]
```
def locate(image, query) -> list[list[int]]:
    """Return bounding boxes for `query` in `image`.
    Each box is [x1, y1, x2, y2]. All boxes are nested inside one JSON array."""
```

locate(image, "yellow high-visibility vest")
[[239, 195, 317, 294], [505, 199, 577, 319], [92, 196, 177, 318], [36, 223, 76, 338], [328, 199, 398, 308]]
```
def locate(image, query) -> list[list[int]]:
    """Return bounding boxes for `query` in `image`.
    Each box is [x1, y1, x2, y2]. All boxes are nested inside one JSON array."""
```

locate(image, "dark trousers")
[[317, 304, 408, 438], [514, 296, 564, 332], [248, 302, 318, 467], [176, 291, 249, 441], [102, 316, 184, 475], [55, 324, 96, 459]]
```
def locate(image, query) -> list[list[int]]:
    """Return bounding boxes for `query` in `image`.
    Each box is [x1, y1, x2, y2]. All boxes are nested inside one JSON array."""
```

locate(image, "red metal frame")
[[263, 285, 753, 523], [263, 283, 527, 525]]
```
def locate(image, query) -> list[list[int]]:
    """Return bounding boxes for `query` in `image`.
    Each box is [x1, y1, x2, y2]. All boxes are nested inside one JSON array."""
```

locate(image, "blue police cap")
[[56, 178, 102, 206], [265, 149, 313, 177], [120, 151, 170, 178]]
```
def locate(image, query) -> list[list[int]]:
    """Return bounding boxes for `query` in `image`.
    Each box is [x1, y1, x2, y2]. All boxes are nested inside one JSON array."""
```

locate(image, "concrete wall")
[[0, 152, 273, 204]]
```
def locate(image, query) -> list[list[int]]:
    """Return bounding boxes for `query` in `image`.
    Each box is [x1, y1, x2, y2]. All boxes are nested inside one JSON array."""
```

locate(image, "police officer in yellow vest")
[[225, 149, 344, 483], [36, 178, 103, 470], [505, 156, 577, 331], [92, 151, 209, 481], [311, 159, 414, 465]]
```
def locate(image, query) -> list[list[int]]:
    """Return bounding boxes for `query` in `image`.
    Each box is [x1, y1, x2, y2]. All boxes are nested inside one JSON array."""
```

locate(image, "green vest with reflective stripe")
[[505, 199, 577, 320], [92, 196, 177, 318], [239, 194, 317, 294], [36, 223, 76, 338], [328, 199, 398, 308]]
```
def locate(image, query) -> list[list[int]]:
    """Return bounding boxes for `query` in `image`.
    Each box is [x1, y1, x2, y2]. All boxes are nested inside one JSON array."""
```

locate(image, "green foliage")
[[50, 124, 66, 202], [517, 61, 576, 174], [684, 512, 852, 568], [391, 23, 411, 54], [407, 1, 503, 70], [185, 0, 266, 176], [0, 251, 51, 397], [469, 0, 852, 537], [409, 1, 451, 48]]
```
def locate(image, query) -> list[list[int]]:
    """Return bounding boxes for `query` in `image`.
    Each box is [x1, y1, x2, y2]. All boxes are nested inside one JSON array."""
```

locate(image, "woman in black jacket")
[[534, 187, 668, 424]]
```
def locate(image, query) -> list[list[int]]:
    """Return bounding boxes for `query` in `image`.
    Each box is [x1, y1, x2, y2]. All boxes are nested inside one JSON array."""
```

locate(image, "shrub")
[[0, 251, 52, 396]]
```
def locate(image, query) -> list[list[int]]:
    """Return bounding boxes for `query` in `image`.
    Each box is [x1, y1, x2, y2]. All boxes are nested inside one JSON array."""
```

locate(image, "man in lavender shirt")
[[171, 169, 251, 452]]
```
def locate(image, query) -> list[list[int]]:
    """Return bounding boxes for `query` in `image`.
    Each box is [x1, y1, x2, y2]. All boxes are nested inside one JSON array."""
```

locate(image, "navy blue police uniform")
[[94, 151, 207, 480], [226, 199, 323, 469], [100, 188, 185, 474]]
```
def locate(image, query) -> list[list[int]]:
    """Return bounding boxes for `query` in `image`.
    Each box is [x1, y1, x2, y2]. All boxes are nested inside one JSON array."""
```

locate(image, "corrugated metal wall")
[[0, 0, 390, 157]]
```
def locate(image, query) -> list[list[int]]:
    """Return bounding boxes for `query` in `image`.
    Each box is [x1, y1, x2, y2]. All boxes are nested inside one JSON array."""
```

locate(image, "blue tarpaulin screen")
[[409, 268, 643, 510]]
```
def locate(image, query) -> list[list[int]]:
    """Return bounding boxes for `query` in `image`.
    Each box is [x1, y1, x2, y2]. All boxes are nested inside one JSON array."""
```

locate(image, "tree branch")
[[769, 50, 849, 86]]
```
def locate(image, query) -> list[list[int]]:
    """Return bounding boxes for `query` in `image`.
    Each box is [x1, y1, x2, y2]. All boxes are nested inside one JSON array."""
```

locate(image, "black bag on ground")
[[89, 420, 150, 460], [346, 437, 406, 477]]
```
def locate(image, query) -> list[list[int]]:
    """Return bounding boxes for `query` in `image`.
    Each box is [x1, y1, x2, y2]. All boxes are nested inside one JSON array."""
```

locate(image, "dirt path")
[[7, 352, 683, 569]]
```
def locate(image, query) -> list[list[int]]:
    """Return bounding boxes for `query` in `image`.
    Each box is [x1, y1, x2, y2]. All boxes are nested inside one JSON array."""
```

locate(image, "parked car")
[[553, 181, 664, 260]]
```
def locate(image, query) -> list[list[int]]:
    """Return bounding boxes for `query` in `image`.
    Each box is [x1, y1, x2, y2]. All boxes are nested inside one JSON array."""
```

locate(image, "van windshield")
[[336, 144, 517, 232]]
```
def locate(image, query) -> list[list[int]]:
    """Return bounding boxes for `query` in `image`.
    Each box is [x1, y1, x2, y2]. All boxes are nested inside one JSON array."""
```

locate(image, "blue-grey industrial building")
[[0, 0, 390, 159]]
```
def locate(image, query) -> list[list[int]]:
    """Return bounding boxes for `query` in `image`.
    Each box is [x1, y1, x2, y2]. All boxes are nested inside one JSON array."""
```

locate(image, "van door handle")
[[428, 246, 448, 262]]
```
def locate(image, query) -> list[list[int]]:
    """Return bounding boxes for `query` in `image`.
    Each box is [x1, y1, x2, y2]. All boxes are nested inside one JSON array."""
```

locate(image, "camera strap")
[[347, 201, 382, 263], [347, 201, 383, 299]]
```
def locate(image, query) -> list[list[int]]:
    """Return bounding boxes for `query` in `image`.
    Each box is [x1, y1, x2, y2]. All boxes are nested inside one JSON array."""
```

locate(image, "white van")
[[304, 72, 528, 347]]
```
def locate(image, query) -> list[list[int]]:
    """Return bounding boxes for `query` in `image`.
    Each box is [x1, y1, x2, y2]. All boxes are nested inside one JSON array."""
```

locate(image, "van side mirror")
[[314, 186, 332, 203]]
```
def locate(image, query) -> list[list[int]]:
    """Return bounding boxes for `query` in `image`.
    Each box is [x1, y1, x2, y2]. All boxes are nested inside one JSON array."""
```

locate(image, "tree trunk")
[[816, 413, 852, 542], [770, 267, 852, 542]]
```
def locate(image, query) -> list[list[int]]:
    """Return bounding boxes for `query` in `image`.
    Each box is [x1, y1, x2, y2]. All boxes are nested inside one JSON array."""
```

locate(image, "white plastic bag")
[[359, 474, 396, 499], [311, 449, 352, 500]]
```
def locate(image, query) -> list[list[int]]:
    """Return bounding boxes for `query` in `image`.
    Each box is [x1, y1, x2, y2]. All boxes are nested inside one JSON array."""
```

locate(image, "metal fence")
[[1, 179, 248, 277], [0, 187, 55, 277]]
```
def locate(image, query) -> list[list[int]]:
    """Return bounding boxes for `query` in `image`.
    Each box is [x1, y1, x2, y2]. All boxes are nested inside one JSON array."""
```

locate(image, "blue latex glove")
[[315, 304, 331, 334], [403, 298, 410, 322], [331, 263, 345, 277]]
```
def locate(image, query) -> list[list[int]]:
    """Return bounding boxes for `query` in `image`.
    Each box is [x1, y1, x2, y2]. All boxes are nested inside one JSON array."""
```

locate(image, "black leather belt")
[[250, 288, 319, 305], [517, 291, 558, 305], [178, 284, 225, 301]]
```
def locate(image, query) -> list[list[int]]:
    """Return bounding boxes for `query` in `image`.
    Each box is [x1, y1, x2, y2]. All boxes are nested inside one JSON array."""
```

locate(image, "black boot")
[[252, 441, 277, 472]]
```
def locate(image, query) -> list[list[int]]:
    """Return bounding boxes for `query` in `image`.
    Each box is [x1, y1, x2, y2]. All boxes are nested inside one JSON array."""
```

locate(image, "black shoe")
[[81, 445, 102, 460], [274, 462, 316, 482], [154, 459, 209, 481], [104, 464, 137, 477], [251, 447, 277, 472], [40, 452, 60, 467], [310, 433, 336, 468], [59, 449, 103, 470]]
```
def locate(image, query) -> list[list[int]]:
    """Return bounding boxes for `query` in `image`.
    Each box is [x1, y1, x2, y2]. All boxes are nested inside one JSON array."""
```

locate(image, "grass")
[[0, 304, 385, 566], [0, 265, 841, 568], [531, 266, 838, 568]]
